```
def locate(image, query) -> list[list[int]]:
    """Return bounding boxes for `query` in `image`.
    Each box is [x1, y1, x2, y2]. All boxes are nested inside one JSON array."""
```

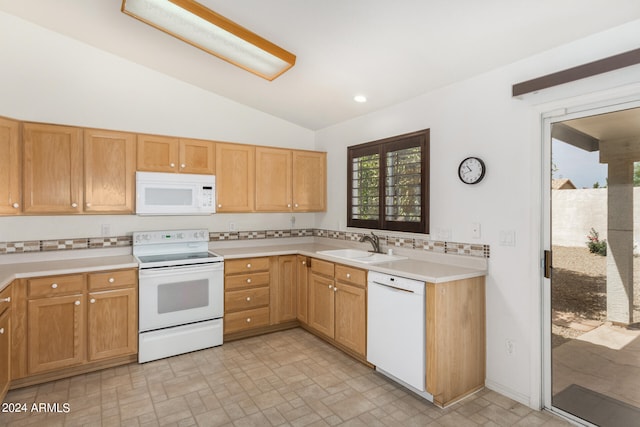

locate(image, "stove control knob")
[[177, 233, 184, 239]]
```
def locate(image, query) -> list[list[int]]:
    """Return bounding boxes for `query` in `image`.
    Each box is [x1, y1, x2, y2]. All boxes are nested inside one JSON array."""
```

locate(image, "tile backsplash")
[[0, 228, 490, 258]]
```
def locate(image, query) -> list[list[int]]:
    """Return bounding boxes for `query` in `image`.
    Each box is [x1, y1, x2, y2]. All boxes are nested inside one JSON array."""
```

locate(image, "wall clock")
[[458, 157, 486, 184]]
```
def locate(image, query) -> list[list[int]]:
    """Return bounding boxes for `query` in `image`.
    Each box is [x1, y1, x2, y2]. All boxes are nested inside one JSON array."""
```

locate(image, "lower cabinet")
[[0, 283, 12, 403], [11, 269, 138, 384], [224, 257, 271, 335], [307, 259, 367, 359]]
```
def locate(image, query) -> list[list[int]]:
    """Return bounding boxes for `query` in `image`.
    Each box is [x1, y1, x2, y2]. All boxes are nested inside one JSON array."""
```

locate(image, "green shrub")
[[586, 228, 607, 256]]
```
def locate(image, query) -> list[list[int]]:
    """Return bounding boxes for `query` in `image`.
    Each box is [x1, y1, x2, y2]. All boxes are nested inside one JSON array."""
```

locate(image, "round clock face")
[[458, 157, 485, 184]]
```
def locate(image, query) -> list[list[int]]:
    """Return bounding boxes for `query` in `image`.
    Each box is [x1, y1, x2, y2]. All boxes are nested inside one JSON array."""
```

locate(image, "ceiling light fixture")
[[354, 95, 367, 103], [121, 0, 296, 80]]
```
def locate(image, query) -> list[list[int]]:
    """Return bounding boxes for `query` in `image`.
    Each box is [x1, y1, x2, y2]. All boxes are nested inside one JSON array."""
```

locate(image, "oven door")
[[138, 263, 223, 332]]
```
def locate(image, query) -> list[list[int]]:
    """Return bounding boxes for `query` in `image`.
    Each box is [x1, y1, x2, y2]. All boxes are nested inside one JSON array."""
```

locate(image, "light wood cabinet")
[[292, 150, 326, 212], [0, 284, 11, 402], [216, 143, 255, 212], [0, 117, 21, 215], [137, 135, 215, 174], [255, 148, 327, 212], [87, 269, 137, 361], [272, 255, 297, 324], [307, 259, 367, 358], [22, 123, 83, 214], [11, 269, 138, 383], [224, 257, 270, 335], [296, 256, 310, 325], [84, 129, 136, 213], [426, 276, 486, 407], [28, 293, 85, 374]]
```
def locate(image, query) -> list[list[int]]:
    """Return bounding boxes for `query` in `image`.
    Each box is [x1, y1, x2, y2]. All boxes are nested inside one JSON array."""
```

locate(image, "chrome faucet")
[[360, 232, 381, 253]]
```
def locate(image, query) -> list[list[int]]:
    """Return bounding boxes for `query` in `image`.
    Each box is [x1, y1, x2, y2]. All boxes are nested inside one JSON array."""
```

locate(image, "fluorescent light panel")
[[121, 0, 296, 80]]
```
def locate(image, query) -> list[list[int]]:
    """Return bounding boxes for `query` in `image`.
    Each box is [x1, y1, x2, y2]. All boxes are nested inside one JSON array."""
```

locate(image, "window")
[[348, 129, 429, 233]]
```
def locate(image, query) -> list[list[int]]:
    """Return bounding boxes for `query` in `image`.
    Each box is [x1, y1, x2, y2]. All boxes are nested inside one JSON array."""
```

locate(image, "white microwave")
[[136, 171, 216, 215]]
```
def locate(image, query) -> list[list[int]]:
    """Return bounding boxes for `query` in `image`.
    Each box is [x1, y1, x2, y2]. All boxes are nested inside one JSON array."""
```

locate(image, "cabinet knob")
[[74, 300, 81, 306], [328, 284, 332, 289], [218, 204, 222, 208], [246, 278, 252, 284], [108, 277, 115, 283], [302, 261, 306, 265], [181, 163, 186, 169], [0, 328, 4, 334], [334, 286, 338, 292], [246, 318, 252, 323], [287, 203, 291, 208], [346, 273, 351, 279], [85, 202, 91, 207], [170, 163, 176, 168], [51, 283, 58, 289], [12, 203, 19, 209], [90, 298, 96, 304], [246, 263, 252, 268], [294, 203, 299, 208], [71, 203, 78, 208], [246, 297, 251, 302], [0, 297, 10, 303]]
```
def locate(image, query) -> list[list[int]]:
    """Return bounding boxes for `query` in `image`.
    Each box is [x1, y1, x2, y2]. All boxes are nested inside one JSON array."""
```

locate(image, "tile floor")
[[0, 328, 572, 427]]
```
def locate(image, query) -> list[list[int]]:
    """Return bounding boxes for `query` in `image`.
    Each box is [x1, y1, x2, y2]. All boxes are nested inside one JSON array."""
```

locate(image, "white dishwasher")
[[367, 271, 432, 400]]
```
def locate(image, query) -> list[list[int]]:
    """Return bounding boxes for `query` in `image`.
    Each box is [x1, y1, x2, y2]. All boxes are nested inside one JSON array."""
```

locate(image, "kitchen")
[[1, 1, 640, 425]]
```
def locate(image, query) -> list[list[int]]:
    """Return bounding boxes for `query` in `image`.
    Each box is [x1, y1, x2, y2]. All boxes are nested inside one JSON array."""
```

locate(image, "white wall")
[[316, 20, 640, 407], [0, 11, 315, 240]]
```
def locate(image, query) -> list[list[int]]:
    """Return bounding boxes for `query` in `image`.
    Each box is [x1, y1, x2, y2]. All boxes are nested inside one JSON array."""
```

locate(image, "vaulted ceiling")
[[1, 1, 640, 130]]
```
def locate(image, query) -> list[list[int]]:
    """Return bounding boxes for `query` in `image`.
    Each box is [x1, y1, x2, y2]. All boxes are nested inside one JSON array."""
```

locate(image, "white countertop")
[[212, 243, 487, 283], [0, 255, 138, 292]]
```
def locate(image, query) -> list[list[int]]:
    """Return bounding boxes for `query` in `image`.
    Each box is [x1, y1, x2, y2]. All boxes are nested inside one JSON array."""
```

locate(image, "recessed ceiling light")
[[354, 95, 367, 103]]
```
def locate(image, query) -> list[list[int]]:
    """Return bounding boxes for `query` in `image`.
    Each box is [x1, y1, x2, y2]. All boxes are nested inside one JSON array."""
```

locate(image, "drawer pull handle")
[[334, 286, 338, 292], [71, 202, 78, 208], [74, 300, 81, 306], [346, 273, 351, 279], [170, 163, 176, 168], [328, 284, 332, 289], [51, 283, 58, 289], [302, 261, 306, 265], [218, 204, 222, 208], [247, 278, 252, 284], [0, 297, 10, 303], [246, 318, 251, 323], [246, 263, 252, 268], [108, 277, 115, 283], [0, 328, 4, 334], [12, 203, 19, 209], [246, 297, 251, 302], [181, 163, 186, 169], [90, 298, 96, 304]]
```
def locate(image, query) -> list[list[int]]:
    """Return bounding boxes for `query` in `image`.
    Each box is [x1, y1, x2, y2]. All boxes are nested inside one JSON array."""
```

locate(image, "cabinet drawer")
[[310, 258, 334, 277], [335, 264, 366, 287], [225, 257, 270, 275], [0, 285, 10, 316], [225, 307, 270, 334], [225, 287, 269, 312], [225, 272, 270, 291], [88, 269, 137, 290], [28, 274, 85, 298]]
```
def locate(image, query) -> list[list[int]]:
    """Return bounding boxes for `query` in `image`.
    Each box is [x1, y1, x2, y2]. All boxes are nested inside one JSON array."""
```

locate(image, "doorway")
[[544, 106, 640, 426]]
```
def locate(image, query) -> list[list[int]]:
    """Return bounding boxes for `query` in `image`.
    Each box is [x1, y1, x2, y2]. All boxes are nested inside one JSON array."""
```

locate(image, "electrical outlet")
[[229, 222, 237, 232], [471, 222, 481, 239], [101, 224, 111, 237]]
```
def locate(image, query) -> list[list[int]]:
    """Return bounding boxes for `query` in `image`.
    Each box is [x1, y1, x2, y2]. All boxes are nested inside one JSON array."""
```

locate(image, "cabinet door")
[[296, 256, 309, 324], [88, 287, 137, 361], [292, 150, 326, 212], [179, 139, 215, 174], [28, 294, 84, 374], [23, 123, 83, 213], [255, 147, 292, 211], [84, 129, 136, 213], [308, 273, 334, 338], [215, 143, 255, 212], [0, 309, 10, 401], [273, 255, 297, 323], [334, 282, 366, 357], [0, 117, 21, 215], [137, 134, 180, 172]]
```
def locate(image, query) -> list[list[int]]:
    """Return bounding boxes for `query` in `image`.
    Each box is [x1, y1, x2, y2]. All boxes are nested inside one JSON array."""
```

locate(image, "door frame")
[[539, 90, 640, 421]]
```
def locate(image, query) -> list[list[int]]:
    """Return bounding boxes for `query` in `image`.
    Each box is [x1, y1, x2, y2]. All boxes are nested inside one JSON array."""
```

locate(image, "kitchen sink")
[[316, 249, 407, 264]]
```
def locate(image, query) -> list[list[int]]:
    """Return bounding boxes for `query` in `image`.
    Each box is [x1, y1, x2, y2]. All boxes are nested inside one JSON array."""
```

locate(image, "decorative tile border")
[[0, 228, 490, 258]]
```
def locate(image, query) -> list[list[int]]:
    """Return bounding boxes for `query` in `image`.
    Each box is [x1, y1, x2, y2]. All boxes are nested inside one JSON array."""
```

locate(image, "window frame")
[[347, 129, 429, 234]]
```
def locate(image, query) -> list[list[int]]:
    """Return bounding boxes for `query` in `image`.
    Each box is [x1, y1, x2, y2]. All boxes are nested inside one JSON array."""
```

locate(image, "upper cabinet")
[[216, 143, 255, 212], [23, 123, 83, 214], [137, 134, 215, 174], [255, 148, 326, 212], [84, 129, 136, 214], [0, 117, 21, 215], [292, 150, 326, 212]]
